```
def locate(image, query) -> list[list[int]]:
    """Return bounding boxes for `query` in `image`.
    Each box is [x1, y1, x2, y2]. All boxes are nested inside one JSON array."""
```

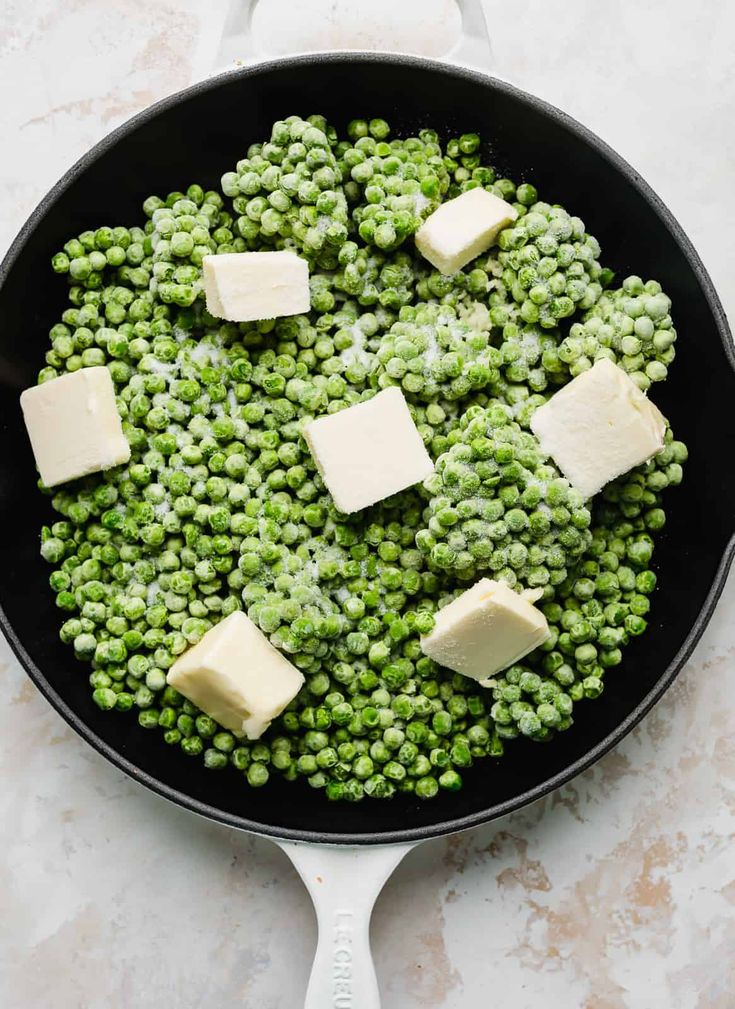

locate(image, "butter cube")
[[167, 610, 304, 740], [530, 358, 666, 499], [303, 387, 434, 514], [20, 367, 130, 488], [415, 187, 518, 275], [203, 250, 310, 322], [421, 579, 550, 684]]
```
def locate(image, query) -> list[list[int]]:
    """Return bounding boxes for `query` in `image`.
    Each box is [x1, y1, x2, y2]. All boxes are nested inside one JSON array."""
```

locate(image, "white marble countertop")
[[2, 2, 734, 1006]]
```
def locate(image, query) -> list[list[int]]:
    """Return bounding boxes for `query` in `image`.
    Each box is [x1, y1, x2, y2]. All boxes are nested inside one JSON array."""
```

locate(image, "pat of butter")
[[203, 250, 310, 322], [420, 578, 550, 683], [530, 358, 666, 499], [20, 366, 130, 488], [167, 610, 304, 740], [415, 187, 518, 275], [303, 387, 434, 514]]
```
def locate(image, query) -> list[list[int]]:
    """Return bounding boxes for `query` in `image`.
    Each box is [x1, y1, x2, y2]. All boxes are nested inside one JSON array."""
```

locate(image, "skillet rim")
[[1, 51, 733, 845]]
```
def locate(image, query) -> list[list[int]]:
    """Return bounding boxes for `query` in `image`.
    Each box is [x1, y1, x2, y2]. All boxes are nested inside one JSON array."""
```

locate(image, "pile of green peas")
[[374, 302, 501, 402], [415, 401, 593, 587], [37, 115, 686, 801], [495, 201, 605, 329], [556, 276, 677, 389], [338, 120, 450, 251]]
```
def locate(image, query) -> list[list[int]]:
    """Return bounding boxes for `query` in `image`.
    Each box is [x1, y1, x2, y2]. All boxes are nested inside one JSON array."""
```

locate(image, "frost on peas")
[[333, 245, 417, 313]]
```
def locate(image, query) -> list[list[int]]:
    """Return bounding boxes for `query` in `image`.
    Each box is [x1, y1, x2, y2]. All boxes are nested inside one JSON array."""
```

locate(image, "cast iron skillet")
[[0, 54, 733, 847]]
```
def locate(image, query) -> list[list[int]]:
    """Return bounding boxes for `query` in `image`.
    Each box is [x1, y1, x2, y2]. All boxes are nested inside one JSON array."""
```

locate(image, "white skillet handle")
[[277, 840, 417, 1009], [212, 0, 492, 71], [453, 0, 494, 67]]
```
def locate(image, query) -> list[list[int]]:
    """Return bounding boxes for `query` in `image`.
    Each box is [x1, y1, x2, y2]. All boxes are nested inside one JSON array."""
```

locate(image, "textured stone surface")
[[2, 2, 734, 1006]]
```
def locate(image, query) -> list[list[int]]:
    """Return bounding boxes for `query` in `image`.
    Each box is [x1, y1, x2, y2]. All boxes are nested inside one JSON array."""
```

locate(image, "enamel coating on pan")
[[0, 53, 733, 845]]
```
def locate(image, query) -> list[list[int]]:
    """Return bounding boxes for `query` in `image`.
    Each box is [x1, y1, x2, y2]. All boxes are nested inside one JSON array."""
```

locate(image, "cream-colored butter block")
[[415, 187, 518, 275], [167, 610, 304, 740], [303, 387, 434, 514], [421, 578, 550, 683], [530, 358, 666, 499], [20, 367, 130, 488], [203, 250, 310, 322]]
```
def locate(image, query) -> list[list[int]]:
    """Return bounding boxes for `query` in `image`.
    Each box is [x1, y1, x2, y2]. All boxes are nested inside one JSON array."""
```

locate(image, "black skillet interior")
[[1, 55, 733, 844]]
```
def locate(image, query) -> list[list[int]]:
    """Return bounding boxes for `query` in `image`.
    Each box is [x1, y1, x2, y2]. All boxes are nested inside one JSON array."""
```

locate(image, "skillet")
[[1, 52, 733, 1008]]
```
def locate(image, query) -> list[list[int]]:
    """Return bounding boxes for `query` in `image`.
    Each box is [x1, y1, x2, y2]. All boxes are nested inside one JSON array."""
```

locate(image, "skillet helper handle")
[[213, 0, 492, 70], [453, 0, 494, 66], [277, 840, 416, 1009]]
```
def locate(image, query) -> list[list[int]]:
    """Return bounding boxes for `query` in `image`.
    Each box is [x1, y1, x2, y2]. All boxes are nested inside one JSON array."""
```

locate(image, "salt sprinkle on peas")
[[38, 115, 686, 801]]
